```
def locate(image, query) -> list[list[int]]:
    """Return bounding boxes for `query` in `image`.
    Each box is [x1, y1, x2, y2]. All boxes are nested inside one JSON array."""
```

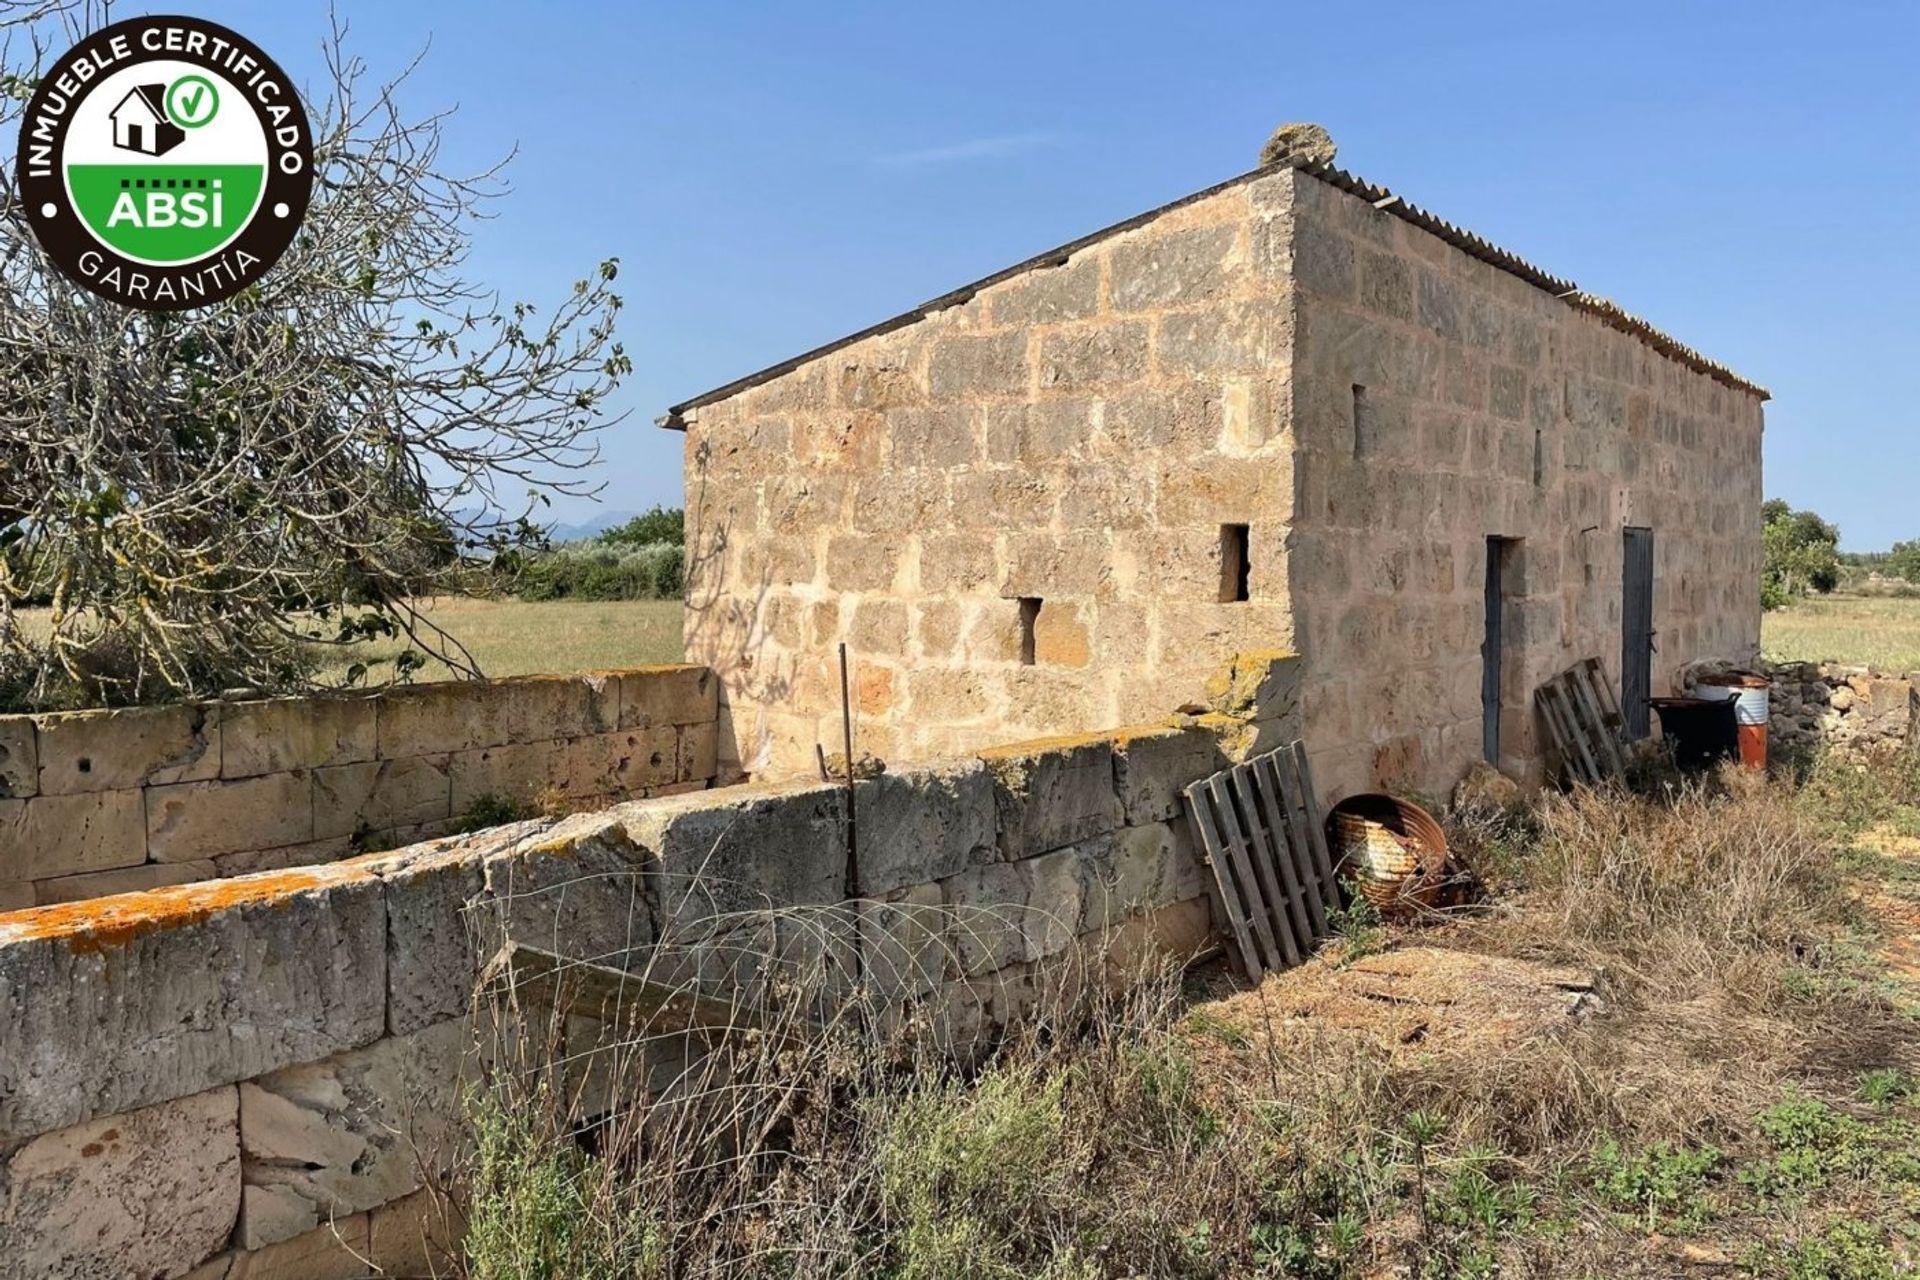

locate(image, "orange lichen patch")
[[79, 1142, 104, 1158], [0, 865, 366, 954]]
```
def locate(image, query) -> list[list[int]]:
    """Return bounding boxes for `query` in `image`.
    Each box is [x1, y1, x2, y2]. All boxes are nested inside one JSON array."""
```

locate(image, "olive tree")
[[1760, 498, 1841, 609], [0, 5, 629, 709]]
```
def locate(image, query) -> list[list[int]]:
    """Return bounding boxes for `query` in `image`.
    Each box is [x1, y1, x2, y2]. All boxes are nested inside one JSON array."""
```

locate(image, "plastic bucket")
[[1696, 672, 1769, 769]]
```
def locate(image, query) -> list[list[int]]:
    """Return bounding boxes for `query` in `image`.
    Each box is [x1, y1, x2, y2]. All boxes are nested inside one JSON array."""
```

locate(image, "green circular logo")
[[165, 74, 219, 129], [15, 15, 313, 311]]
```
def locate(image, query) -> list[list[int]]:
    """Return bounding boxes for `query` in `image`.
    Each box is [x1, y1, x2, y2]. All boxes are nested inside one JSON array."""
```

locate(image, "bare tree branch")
[[0, 3, 630, 708]]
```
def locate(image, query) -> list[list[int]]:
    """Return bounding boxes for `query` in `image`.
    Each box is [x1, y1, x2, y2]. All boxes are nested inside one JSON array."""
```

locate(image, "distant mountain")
[[544, 509, 636, 544]]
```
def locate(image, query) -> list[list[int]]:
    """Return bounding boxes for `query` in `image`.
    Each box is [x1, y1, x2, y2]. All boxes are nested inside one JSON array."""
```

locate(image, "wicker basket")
[[1326, 794, 1449, 916]]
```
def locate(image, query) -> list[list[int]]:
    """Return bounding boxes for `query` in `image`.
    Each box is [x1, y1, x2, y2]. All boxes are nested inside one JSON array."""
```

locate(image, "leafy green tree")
[[1761, 499, 1841, 609], [1886, 540, 1920, 585], [599, 506, 684, 548]]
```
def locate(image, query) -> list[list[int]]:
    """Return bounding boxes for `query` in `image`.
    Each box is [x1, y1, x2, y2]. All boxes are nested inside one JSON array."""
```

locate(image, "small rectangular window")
[[1352, 384, 1372, 458], [1219, 524, 1251, 602], [1533, 428, 1545, 487], [1017, 597, 1041, 665]]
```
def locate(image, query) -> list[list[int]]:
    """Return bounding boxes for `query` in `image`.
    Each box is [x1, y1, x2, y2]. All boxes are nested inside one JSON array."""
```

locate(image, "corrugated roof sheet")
[[660, 155, 1767, 427]]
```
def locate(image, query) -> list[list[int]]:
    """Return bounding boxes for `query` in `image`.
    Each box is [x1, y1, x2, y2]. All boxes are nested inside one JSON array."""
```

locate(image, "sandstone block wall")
[[678, 161, 1764, 804], [1282, 169, 1765, 799], [0, 657, 1292, 1277], [681, 172, 1302, 780], [0, 667, 718, 909]]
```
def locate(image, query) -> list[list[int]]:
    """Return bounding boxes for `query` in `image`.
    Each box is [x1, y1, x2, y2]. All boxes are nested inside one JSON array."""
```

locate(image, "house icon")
[[109, 85, 185, 157]]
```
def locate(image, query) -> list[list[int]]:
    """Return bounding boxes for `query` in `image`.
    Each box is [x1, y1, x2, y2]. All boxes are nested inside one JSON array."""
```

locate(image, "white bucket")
[[1697, 678, 1769, 726]]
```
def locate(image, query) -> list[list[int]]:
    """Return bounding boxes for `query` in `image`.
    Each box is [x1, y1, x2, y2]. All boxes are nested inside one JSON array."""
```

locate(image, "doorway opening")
[[1622, 528, 1655, 739], [1483, 537, 1521, 762]]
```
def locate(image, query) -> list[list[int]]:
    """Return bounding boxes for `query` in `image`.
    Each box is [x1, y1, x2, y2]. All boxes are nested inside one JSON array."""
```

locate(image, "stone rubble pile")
[[1678, 658, 1916, 757]]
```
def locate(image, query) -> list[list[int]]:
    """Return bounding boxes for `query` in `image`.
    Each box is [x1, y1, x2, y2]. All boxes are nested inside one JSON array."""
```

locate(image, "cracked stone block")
[[618, 780, 847, 937], [618, 665, 717, 731], [362, 840, 487, 1036], [978, 736, 1122, 860], [312, 756, 452, 841], [1110, 724, 1224, 825], [221, 697, 376, 779], [1078, 823, 1209, 932], [0, 1085, 239, 1280], [0, 717, 36, 798], [940, 845, 1087, 977], [860, 883, 946, 1000], [852, 759, 996, 896], [35, 702, 220, 795], [0, 864, 387, 1141], [146, 772, 315, 862], [237, 1021, 470, 1249], [478, 814, 657, 970], [0, 789, 147, 881]]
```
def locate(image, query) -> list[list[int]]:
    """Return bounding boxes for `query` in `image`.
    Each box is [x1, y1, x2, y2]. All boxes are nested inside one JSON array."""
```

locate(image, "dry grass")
[[451, 765, 1920, 1279], [3, 602, 683, 710], [1763, 593, 1920, 672], [307, 597, 686, 681], [12, 597, 686, 689]]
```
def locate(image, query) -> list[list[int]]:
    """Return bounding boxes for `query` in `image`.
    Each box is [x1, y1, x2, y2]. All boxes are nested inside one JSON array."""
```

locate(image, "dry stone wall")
[[681, 173, 1301, 780], [1282, 168, 1765, 799], [0, 652, 1296, 1278], [0, 667, 718, 910], [1680, 658, 1917, 758]]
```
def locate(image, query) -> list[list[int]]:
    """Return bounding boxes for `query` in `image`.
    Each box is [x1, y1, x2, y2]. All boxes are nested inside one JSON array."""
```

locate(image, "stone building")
[[662, 131, 1766, 799]]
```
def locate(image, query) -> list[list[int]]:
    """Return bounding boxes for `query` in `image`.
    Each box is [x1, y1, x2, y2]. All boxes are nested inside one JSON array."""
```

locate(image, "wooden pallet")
[[1535, 658, 1629, 786], [1181, 741, 1341, 981]]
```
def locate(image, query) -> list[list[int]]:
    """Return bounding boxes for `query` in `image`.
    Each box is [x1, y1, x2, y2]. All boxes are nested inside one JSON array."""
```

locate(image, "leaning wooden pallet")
[[1182, 740, 1340, 981], [1535, 660, 1630, 786]]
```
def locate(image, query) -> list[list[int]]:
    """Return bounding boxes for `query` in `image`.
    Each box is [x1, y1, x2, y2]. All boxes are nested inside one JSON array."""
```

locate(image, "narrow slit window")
[[1533, 428, 1545, 487], [1483, 537, 1521, 763], [1352, 384, 1372, 458], [1017, 597, 1041, 666], [1220, 524, 1251, 602]]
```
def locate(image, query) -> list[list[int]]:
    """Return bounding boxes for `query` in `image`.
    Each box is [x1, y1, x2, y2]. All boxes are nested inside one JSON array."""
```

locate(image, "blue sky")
[[161, 3, 1920, 547]]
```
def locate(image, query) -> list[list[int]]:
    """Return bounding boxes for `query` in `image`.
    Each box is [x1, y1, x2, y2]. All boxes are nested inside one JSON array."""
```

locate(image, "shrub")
[[514, 541, 684, 601], [599, 506, 684, 548]]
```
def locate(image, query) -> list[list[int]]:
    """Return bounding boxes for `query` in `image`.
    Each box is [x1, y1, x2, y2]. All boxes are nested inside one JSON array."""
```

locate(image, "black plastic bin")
[[1649, 696, 1739, 770]]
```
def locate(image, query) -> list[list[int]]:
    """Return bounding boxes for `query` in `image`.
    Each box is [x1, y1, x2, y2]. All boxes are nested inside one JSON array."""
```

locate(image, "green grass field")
[[316, 597, 686, 682], [1762, 594, 1920, 673]]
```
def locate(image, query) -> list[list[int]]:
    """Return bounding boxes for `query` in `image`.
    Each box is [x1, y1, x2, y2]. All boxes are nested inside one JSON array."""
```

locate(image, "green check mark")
[[166, 74, 219, 129]]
